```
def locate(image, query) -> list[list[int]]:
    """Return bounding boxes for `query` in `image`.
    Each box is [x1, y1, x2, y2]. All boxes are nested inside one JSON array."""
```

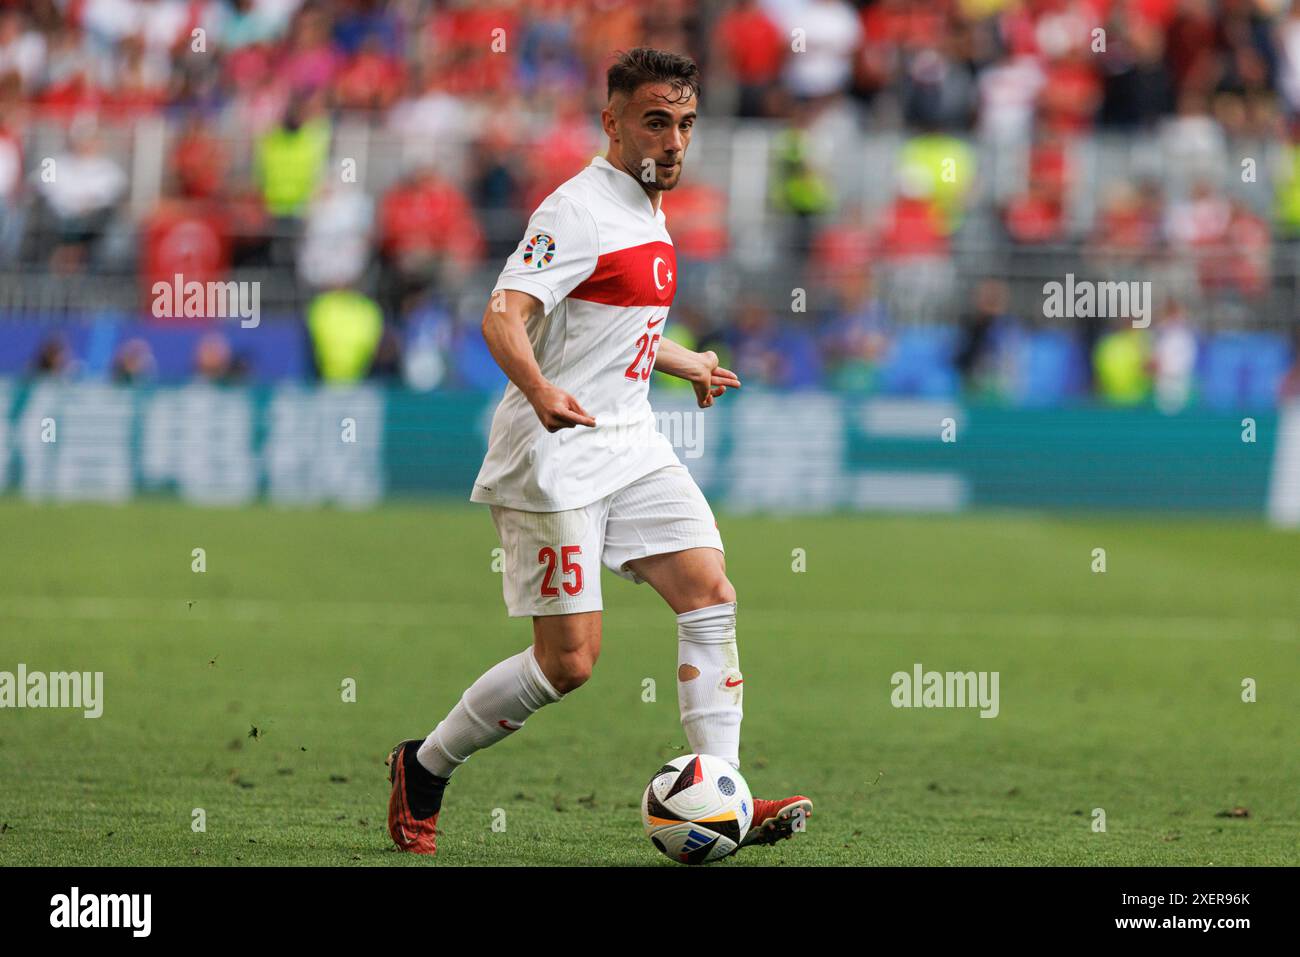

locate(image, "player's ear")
[[602, 92, 626, 139]]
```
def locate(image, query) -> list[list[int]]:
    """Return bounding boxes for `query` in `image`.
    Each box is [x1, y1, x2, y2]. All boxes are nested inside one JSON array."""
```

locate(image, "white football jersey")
[[471, 156, 682, 512]]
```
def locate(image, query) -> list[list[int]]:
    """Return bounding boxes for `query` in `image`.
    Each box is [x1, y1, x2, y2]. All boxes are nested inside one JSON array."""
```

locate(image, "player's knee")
[[546, 649, 595, 694], [679, 577, 735, 614], [704, 575, 736, 609]]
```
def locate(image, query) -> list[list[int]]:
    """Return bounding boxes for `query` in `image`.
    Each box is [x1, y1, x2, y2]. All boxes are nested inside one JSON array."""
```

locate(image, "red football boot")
[[386, 739, 446, 854], [740, 795, 814, 848]]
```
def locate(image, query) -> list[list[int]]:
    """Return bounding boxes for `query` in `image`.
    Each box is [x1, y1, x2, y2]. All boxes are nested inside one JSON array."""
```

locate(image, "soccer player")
[[387, 48, 812, 857]]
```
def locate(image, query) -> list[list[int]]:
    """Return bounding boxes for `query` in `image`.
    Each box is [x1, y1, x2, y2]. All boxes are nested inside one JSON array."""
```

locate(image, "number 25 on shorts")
[[538, 545, 583, 597]]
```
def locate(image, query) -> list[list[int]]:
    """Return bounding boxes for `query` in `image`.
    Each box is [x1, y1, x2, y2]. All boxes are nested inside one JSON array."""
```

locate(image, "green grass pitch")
[[0, 499, 1296, 866]]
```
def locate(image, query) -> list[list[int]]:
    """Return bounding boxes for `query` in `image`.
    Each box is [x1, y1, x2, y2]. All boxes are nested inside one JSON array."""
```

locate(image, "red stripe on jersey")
[[569, 241, 676, 306]]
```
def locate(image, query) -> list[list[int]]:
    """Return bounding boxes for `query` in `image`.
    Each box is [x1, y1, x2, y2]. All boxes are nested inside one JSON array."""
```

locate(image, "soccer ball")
[[642, 753, 752, 864]]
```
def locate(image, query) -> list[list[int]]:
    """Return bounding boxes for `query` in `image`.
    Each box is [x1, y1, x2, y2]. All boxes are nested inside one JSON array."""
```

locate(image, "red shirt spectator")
[[1200, 200, 1270, 299], [334, 39, 406, 112], [520, 105, 598, 212], [141, 199, 231, 309], [1004, 183, 1065, 244], [380, 170, 484, 269], [171, 123, 228, 201], [425, 3, 518, 97], [1004, 134, 1071, 243], [1039, 50, 1102, 133], [877, 195, 948, 260], [860, 0, 945, 52], [810, 209, 874, 297], [1028, 135, 1071, 196], [1090, 182, 1162, 259], [714, 0, 783, 86], [663, 182, 728, 261], [224, 42, 273, 92], [811, 211, 873, 276]]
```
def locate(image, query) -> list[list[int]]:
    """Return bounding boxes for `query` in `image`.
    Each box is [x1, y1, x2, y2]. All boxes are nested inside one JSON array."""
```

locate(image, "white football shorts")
[[489, 464, 724, 617]]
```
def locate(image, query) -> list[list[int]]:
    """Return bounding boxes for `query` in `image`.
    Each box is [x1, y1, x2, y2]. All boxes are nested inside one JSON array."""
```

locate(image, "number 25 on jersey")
[[624, 312, 666, 382]]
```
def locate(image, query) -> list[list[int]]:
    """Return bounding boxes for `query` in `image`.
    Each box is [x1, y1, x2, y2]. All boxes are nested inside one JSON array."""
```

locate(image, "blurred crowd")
[[1, 0, 1295, 128], [2, 0, 1300, 407]]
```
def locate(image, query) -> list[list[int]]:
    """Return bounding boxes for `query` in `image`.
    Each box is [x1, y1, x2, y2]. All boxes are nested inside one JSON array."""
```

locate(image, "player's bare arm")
[[480, 289, 596, 432], [653, 337, 741, 408]]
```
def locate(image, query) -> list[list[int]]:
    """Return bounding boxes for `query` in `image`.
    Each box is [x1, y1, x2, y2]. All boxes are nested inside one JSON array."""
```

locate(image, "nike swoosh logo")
[[724, 677, 743, 688], [647, 316, 665, 328], [498, 719, 522, 731]]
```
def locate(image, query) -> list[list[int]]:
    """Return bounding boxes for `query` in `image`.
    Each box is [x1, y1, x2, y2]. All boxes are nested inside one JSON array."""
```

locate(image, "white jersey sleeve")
[[493, 194, 599, 314]]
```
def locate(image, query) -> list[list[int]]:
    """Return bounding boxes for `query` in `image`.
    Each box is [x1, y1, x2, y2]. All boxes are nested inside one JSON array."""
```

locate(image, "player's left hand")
[[692, 350, 741, 409]]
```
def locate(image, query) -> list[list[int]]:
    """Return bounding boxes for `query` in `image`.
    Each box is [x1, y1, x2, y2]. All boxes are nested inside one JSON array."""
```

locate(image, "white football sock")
[[676, 601, 743, 769], [417, 647, 563, 779]]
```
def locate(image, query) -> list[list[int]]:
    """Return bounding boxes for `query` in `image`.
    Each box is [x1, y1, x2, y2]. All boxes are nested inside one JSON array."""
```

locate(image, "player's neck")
[[603, 150, 662, 214]]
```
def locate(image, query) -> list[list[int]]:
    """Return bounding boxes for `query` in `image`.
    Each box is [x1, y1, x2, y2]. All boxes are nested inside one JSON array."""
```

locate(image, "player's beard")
[[651, 161, 683, 191]]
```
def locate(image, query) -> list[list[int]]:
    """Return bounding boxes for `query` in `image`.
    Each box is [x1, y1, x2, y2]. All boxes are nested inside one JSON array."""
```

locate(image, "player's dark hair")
[[607, 48, 700, 105]]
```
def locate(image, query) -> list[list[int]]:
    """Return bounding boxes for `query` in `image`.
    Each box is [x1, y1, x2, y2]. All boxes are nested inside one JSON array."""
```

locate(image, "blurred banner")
[[0, 380, 1291, 522]]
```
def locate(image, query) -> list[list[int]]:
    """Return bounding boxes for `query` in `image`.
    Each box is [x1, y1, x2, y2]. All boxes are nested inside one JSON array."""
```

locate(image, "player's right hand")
[[528, 383, 596, 432]]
